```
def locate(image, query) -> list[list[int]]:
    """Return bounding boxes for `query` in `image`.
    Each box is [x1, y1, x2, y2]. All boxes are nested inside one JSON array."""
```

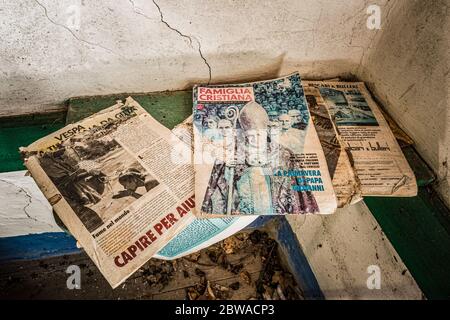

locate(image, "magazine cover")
[[304, 81, 417, 196], [20, 98, 196, 288], [193, 73, 337, 216]]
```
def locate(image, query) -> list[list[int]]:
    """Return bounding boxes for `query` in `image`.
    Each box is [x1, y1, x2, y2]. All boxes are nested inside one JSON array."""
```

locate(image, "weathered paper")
[[304, 86, 362, 206], [21, 98, 196, 288], [303, 81, 417, 196], [193, 73, 337, 216]]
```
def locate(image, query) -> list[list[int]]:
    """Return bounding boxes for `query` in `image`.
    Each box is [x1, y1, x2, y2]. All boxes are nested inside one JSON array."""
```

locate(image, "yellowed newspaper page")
[[304, 86, 362, 206], [21, 97, 195, 288], [304, 81, 417, 196]]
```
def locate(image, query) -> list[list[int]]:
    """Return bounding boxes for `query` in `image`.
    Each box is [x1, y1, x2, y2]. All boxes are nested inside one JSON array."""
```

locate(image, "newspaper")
[[20, 97, 196, 288], [304, 86, 362, 206], [193, 73, 337, 216], [303, 81, 417, 196], [156, 117, 258, 259]]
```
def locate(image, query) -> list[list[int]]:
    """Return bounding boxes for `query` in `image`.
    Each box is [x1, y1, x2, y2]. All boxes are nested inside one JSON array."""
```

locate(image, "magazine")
[[303, 81, 417, 196], [20, 97, 196, 288], [304, 86, 361, 206], [193, 73, 337, 216]]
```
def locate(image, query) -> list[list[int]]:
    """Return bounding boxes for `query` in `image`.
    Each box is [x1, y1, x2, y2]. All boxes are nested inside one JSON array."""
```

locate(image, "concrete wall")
[[360, 0, 449, 206], [1, 0, 392, 116]]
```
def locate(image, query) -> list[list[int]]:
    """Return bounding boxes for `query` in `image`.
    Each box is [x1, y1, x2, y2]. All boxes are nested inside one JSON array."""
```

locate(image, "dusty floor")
[[0, 230, 303, 300]]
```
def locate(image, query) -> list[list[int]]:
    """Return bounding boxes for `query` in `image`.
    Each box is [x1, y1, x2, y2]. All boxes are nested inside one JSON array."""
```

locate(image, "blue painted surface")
[[274, 217, 324, 299], [0, 217, 269, 262], [246, 215, 324, 300], [0, 232, 79, 262]]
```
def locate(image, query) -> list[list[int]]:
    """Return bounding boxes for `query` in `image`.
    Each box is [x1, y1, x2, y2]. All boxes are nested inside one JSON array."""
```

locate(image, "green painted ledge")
[[365, 188, 450, 299], [0, 91, 449, 299], [66, 91, 192, 128], [0, 111, 66, 172]]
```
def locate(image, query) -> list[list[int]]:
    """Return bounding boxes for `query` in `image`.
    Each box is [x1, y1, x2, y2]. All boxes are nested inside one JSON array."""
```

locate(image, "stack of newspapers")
[[20, 73, 417, 288]]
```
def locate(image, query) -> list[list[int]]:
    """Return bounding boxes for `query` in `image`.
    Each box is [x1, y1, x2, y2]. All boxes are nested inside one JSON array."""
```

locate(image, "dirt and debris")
[[139, 260, 175, 290], [184, 230, 303, 300], [0, 230, 303, 300], [229, 281, 240, 290], [240, 270, 252, 285]]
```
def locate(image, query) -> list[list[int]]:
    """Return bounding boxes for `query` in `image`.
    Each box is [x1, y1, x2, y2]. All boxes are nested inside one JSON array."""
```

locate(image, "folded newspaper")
[[304, 86, 361, 206], [193, 73, 338, 216], [20, 98, 255, 287], [303, 81, 417, 196]]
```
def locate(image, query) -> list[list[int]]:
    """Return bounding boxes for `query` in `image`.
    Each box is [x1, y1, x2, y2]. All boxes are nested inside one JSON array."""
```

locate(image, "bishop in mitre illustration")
[[201, 101, 319, 215]]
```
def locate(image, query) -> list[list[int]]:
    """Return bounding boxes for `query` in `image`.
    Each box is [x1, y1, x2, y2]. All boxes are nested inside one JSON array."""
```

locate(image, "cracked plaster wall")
[[1, 0, 391, 116], [359, 0, 449, 207], [0, 171, 62, 237]]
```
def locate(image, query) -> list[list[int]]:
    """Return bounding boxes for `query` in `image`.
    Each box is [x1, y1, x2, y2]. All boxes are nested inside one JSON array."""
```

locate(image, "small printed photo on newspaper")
[[38, 130, 159, 233]]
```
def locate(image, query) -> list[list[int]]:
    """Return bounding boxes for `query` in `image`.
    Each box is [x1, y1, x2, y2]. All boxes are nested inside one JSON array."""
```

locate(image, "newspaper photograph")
[[20, 97, 196, 288], [304, 86, 362, 206], [193, 73, 337, 217], [304, 81, 417, 196]]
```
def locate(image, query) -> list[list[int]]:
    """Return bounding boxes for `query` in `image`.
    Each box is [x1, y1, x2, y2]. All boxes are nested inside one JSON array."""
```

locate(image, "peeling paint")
[[0, 171, 62, 237]]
